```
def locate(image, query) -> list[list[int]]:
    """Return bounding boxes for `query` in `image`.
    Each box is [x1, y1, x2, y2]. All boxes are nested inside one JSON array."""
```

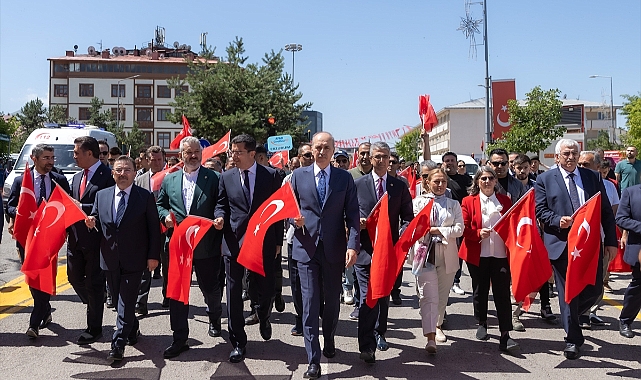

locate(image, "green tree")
[[85, 97, 128, 147], [488, 86, 564, 154], [394, 127, 421, 161], [620, 93, 641, 149], [12, 98, 48, 153], [167, 37, 312, 145], [586, 130, 623, 151], [46, 105, 70, 124], [0, 113, 20, 154], [123, 122, 146, 156]]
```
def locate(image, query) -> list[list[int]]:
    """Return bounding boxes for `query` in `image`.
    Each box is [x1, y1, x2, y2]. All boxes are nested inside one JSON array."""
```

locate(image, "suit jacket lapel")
[[367, 173, 377, 201], [324, 167, 333, 207], [175, 170, 188, 216], [189, 168, 208, 214]]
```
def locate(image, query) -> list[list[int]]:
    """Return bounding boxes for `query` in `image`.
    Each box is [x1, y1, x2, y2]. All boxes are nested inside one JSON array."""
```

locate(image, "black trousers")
[[621, 263, 641, 325], [247, 254, 275, 319], [67, 246, 105, 334], [248, 252, 279, 313], [137, 234, 165, 307], [287, 243, 303, 323], [467, 257, 513, 332], [169, 255, 222, 342], [106, 268, 143, 349], [161, 241, 169, 299], [18, 245, 52, 330], [355, 263, 389, 353], [390, 270, 403, 299]]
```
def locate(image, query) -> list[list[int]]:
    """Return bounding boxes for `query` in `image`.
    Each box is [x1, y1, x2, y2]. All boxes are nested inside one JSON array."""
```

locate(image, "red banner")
[[170, 115, 193, 150], [201, 130, 231, 164], [150, 162, 185, 193], [13, 162, 37, 248], [491, 79, 516, 140]]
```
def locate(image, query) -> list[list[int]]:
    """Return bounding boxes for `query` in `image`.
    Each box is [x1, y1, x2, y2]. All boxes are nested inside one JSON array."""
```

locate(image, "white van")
[[3, 125, 117, 204], [428, 154, 479, 177]]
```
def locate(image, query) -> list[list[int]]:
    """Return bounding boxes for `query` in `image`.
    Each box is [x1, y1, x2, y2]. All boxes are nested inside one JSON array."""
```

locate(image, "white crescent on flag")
[[578, 218, 590, 238], [254, 200, 285, 236], [185, 225, 200, 250], [43, 201, 65, 228], [515, 217, 533, 249], [17, 187, 37, 217]]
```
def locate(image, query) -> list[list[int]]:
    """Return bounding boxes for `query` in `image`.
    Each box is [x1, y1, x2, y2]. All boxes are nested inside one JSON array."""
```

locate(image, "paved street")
[[1, 225, 640, 379]]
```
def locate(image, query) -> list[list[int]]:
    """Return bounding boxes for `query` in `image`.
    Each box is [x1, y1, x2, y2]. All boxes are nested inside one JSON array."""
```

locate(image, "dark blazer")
[[535, 166, 617, 260], [91, 185, 161, 272], [615, 184, 641, 266], [355, 174, 413, 265], [497, 175, 528, 202], [134, 170, 160, 199], [290, 165, 360, 264], [459, 192, 512, 266], [68, 163, 115, 252], [215, 164, 283, 258], [156, 166, 222, 259]]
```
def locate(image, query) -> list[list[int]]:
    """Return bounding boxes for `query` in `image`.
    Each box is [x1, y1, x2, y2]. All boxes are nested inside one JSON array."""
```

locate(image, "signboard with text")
[[267, 135, 293, 152]]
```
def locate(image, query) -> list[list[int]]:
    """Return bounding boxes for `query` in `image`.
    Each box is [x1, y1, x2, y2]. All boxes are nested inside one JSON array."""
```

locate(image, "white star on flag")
[[179, 254, 184, 265], [501, 105, 508, 112], [571, 247, 582, 261]]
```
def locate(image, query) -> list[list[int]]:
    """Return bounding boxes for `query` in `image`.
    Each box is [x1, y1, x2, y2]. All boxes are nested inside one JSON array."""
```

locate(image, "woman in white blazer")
[[411, 167, 464, 353]]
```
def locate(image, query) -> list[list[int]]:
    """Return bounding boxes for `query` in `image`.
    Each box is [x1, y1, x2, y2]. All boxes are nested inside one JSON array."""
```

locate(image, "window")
[[54, 84, 68, 97], [143, 131, 152, 146], [79, 83, 94, 97], [78, 108, 91, 120], [175, 85, 189, 97], [111, 84, 125, 97], [157, 109, 171, 121], [157, 132, 171, 148], [111, 108, 126, 121], [157, 85, 171, 98], [137, 85, 152, 98], [137, 108, 152, 121]]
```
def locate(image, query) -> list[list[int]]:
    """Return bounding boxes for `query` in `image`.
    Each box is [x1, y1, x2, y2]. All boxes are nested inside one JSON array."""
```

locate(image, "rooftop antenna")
[[96, 40, 103, 52], [73, 44, 78, 53], [155, 26, 165, 47], [200, 32, 208, 52]]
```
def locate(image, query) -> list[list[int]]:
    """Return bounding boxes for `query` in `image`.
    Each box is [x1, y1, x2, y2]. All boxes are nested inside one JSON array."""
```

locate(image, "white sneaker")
[[451, 284, 465, 295], [425, 340, 437, 354], [435, 327, 447, 343], [343, 289, 354, 305]]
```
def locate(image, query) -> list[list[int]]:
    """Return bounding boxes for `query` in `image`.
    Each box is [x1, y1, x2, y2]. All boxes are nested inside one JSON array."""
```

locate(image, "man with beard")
[[615, 146, 641, 191], [349, 142, 373, 179]]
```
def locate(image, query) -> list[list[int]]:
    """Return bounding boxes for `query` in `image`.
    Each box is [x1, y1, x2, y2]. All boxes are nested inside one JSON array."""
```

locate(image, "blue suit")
[[615, 184, 641, 325], [535, 166, 616, 346], [91, 184, 161, 350], [290, 164, 360, 365]]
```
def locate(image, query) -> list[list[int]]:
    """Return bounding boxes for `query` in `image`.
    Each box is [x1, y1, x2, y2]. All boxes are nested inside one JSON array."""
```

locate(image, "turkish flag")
[[170, 115, 193, 150], [609, 228, 632, 272], [493, 189, 552, 304], [167, 215, 214, 304], [419, 94, 438, 132], [201, 130, 231, 164], [366, 194, 398, 308], [398, 166, 417, 198], [350, 150, 358, 169], [395, 198, 433, 263], [268, 150, 289, 169], [365, 195, 384, 241], [13, 162, 38, 248], [238, 182, 300, 276], [491, 79, 516, 140], [150, 161, 184, 193], [566, 193, 602, 304], [22, 186, 86, 295]]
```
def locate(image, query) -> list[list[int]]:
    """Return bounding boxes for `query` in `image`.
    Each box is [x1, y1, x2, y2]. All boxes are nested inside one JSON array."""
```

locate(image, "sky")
[[1, 0, 640, 142]]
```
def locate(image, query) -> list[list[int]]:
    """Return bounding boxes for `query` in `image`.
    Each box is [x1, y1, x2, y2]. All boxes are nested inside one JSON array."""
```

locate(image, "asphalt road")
[[1, 229, 640, 379]]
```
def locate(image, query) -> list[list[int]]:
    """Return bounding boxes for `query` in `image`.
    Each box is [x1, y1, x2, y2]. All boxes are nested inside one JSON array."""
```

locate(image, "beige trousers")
[[416, 245, 456, 336]]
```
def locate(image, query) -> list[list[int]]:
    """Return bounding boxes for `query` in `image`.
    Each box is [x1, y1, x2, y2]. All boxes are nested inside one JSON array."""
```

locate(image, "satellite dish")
[[118, 47, 126, 55], [180, 44, 187, 50], [146, 50, 152, 57], [173, 41, 180, 48], [159, 53, 165, 59], [88, 46, 96, 55], [112, 46, 119, 56], [186, 45, 191, 51]]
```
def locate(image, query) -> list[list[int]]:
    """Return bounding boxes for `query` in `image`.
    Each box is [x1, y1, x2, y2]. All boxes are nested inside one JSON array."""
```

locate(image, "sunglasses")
[[389, 160, 398, 165], [479, 176, 495, 181], [457, 164, 465, 168], [335, 159, 348, 163], [490, 161, 508, 167], [301, 153, 313, 158], [100, 151, 109, 155], [421, 173, 430, 179]]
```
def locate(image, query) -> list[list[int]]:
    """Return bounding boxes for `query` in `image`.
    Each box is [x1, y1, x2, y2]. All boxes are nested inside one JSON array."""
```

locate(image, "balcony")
[[137, 121, 154, 129], [134, 97, 153, 105]]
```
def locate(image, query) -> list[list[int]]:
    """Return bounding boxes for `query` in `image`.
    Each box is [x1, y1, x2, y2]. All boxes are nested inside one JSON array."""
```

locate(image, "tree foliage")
[[620, 93, 641, 149], [85, 97, 145, 152], [167, 37, 312, 146], [46, 105, 74, 124], [488, 86, 564, 154], [394, 127, 421, 162], [0, 113, 20, 154], [587, 130, 623, 151]]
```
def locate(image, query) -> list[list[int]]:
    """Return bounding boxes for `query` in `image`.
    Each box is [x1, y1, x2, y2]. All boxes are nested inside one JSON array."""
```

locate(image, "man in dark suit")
[[156, 136, 223, 359], [6, 144, 71, 338], [535, 139, 617, 359], [85, 156, 160, 361], [68, 136, 115, 344], [354, 141, 413, 363], [290, 131, 360, 379], [615, 184, 641, 338], [213, 134, 283, 363]]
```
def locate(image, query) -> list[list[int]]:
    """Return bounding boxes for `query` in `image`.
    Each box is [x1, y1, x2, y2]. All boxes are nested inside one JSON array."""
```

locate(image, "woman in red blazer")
[[459, 166, 519, 353]]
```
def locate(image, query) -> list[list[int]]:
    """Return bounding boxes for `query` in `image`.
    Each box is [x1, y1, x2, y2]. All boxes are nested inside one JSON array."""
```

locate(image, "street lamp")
[[117, 74, 140, 128], [284, 43, 302, 83], [589, 75, 615, 143]]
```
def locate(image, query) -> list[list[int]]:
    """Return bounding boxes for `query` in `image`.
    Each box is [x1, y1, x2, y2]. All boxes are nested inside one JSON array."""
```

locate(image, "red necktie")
[[79, 169, 89, 198], [377, 177, 384, 199]]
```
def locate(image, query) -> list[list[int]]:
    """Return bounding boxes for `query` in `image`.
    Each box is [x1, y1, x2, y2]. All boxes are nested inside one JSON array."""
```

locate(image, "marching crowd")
[[5, 130, 641, 379]]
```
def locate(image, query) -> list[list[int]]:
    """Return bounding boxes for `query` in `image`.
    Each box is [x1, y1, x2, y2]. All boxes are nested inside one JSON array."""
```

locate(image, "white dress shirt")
[[559, 166, 586, 206], [313, 163, 331, 196], [33, 171, 52, 201], [371, 172, 387, 197], [239, 162, 257, 205], [182, 167, 200, 214], [113, 184, 133, 218], [479, 192, 507, 258]]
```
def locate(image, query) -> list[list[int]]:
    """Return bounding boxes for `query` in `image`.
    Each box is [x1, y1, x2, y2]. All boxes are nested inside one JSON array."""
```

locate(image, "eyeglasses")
[[371, 155, 389, 161], [559, 151, 579, 158], [301, 153, 313, 159], [113, 168, 133, 174], [490, 161, 507, 167], [100, 151, 108, 155], [577, 162, 590, 167], [479, 176, 495, 181], [421, 174, 430, 179], [389, 160, 398, 165], [458, 164, 465, 168], [107, 158, 116, 163]]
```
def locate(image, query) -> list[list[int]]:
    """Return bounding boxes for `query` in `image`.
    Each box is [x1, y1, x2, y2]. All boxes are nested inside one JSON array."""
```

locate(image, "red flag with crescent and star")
[[167, 215, 215, 304], [491, 79, 516, 140], [493, 188, 551, 306], [238, 182, 300, 276], [170, 115, 193, 150], [201, 130, 231, 164], [150, 161, 185, 193], [268, 150, 289, 169], [419, 94, 438, 132], [566, 193, 602, 304], [398, 166, 417, 198], [366, 193, 396, 308], [22, 186, 86, 294], [13, 162, 38, 248]]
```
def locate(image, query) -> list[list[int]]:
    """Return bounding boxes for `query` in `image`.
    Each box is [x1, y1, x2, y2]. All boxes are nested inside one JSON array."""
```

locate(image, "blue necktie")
[[317, 169, 327, 206], [115, 191, 126, 225], [567, 173, 581, 211]]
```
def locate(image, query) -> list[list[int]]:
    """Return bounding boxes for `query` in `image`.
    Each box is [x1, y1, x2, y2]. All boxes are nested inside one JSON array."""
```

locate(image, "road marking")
[[603, 294, 641, 321], [0, 263, 71, 321]]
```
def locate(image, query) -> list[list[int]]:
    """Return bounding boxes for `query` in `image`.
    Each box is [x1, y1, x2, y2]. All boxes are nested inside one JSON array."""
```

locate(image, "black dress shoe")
[[259, 319, 272, 341], [39, 314, 52, 329], [499, 334, 520, 353], [127, 329, 141, 345], [107, 346, 124, 361], [274, 294, 285, 312], [162, 298, 170, 308], [106, 295, 115, 309], [579, 315, 591, 330], [135, 304, 148, 316], [229, 346, 246, 363], [163, 341, 189, 359], [376, 335, 389, 351], [620, 321, 634, 338], [26, 327, 39, 339], [245, 312, 259, 326], [563, 343, 580, 360], [209, 322, 222, 337], [77, 330, 102, 345], [242, 290, 250, 301], [359, 349, 376, 363], [291, 322, 303, 336], [303, 363, 321, 379], [391, 294, 402, 305], [476, 324, 489, 340], [322, 340, 335, 358], [152, 269, 162, 279]]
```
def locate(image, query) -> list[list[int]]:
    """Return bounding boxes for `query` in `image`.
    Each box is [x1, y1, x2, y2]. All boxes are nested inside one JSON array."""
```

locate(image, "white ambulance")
[[3, 124, 117, 204]]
